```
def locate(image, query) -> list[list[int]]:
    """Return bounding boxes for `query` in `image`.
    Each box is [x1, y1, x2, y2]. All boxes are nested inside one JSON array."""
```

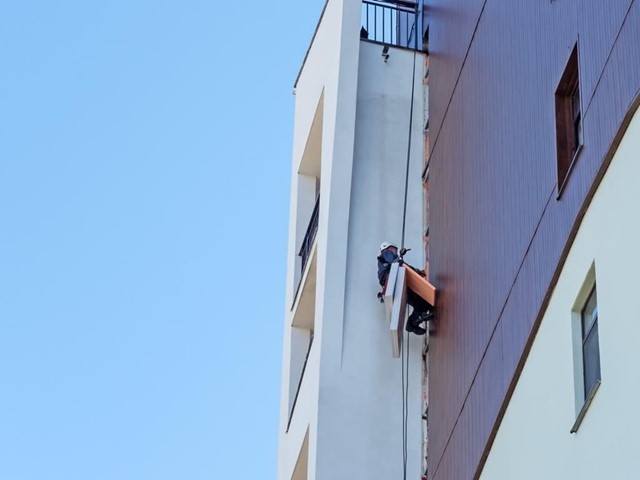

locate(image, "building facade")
[[426, 0, 640, 478], [277, 1, 429, 479], [281, 0, 640, 479]]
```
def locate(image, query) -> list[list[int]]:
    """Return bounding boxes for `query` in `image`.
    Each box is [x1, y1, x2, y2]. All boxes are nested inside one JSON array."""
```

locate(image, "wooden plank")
[[390, 267, 408, 358], [403, 264, 436, 306]]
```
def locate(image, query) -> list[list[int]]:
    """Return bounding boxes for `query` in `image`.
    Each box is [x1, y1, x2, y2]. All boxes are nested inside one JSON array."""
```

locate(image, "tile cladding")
[[426, 0, 640, 478]]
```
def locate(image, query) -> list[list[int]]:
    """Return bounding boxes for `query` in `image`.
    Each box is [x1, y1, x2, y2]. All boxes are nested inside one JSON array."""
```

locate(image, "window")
[[570, 265, 601, 433], [571, 82, 582, 154], [555, 44, 582, 194], [580, 286, 601, 399]]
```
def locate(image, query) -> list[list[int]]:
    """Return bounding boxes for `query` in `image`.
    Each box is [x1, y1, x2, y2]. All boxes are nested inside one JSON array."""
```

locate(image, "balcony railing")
[[298, 195, 320, 276], [361, 0, 420, 50], [292, 196, 320, 307]]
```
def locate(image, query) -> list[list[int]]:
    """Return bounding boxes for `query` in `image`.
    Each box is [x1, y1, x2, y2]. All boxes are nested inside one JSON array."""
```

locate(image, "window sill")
[[570, 379, 601, 433], [557, 144, 584, 200]]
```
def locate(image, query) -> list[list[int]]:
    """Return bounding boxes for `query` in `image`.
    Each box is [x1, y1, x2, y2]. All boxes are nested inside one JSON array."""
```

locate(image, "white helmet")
[[379, 242, 397, 253]]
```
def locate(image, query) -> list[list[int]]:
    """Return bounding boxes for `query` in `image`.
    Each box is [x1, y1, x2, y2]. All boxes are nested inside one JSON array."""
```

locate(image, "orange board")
[[402, 264, 436, 306]]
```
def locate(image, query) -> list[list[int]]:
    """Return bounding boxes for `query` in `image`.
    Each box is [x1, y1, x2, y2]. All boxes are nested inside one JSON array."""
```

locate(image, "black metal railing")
[[298, 195, 320, 276], [286, 332, 314, 432], [361, 0, 419, 50]]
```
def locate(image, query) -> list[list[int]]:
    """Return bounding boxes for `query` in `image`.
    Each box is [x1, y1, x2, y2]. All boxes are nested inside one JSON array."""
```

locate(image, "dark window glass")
[[571, 84, 582, 154], [581, 287, 601, 398]]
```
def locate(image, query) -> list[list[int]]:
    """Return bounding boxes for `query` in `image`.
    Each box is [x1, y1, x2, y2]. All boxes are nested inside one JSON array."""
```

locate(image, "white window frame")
[[570, 262, 602, 433]]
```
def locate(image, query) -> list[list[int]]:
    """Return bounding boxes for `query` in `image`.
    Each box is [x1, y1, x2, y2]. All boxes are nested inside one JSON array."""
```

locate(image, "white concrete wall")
[[278, 1, 427, 478], [278, 0, 424, 480], [279, 1, 362, 478], [312, 40, 425, 480], [480, 108, 640, 479]]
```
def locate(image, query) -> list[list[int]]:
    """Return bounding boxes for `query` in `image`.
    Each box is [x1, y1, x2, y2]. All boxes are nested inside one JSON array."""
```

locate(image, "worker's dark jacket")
[[378, 251, 433, 316], [377, 250, 399, 286]]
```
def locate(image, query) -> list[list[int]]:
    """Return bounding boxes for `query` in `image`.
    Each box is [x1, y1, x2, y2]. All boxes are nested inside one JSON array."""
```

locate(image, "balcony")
[[360, 0, 420, 50], [299, 195, 319, 277], [291, 196, 319, 330], [286, 332, 314, 432], [293, 195, 320, 308]]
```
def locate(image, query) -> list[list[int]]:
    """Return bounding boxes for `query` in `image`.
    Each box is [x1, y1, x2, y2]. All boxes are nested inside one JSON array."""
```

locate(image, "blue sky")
[[0, 1, 325, 478]]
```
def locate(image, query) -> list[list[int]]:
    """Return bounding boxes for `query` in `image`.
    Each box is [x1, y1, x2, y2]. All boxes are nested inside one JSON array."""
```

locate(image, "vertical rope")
[[404, 332, 410, 479], [401, 335, 407, 479], [399, 50, 418, 258], [400, 48, 419, 479]]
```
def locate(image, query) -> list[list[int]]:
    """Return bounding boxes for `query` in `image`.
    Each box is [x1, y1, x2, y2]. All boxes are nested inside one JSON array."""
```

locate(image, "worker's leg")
[[407, 309, 427, 335], [406, 290, 433, 335]]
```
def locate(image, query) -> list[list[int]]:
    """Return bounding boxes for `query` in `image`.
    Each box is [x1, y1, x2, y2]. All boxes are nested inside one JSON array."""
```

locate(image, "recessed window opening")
[[570, 264, 602, 433], [581, 286, 600, 399], [555, 44, 582, 194]]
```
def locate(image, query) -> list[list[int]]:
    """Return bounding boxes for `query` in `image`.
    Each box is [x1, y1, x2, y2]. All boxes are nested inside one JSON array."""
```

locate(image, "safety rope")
[[400, 49, 418, 480], [399, 50, 418, 259]]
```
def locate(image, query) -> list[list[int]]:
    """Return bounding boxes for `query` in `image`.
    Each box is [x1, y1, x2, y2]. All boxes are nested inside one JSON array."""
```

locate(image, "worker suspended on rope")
[[377, 242, 434, 336]]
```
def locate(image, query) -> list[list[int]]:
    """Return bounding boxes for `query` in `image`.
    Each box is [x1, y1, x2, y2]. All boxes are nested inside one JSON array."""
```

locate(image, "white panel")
[[390, 267, 408, 358], [384, 262, 400, 324]]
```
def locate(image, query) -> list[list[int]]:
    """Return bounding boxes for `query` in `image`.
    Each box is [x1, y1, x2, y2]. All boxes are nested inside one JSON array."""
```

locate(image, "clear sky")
[[0, 1, 325, 478]]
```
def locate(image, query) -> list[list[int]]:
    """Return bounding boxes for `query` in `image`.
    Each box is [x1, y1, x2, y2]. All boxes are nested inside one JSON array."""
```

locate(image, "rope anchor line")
[[400, 50, 419, 480]]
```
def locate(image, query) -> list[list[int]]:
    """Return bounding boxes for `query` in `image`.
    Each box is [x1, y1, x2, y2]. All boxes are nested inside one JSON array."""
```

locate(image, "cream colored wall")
[[480, 108, 640, 479]]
